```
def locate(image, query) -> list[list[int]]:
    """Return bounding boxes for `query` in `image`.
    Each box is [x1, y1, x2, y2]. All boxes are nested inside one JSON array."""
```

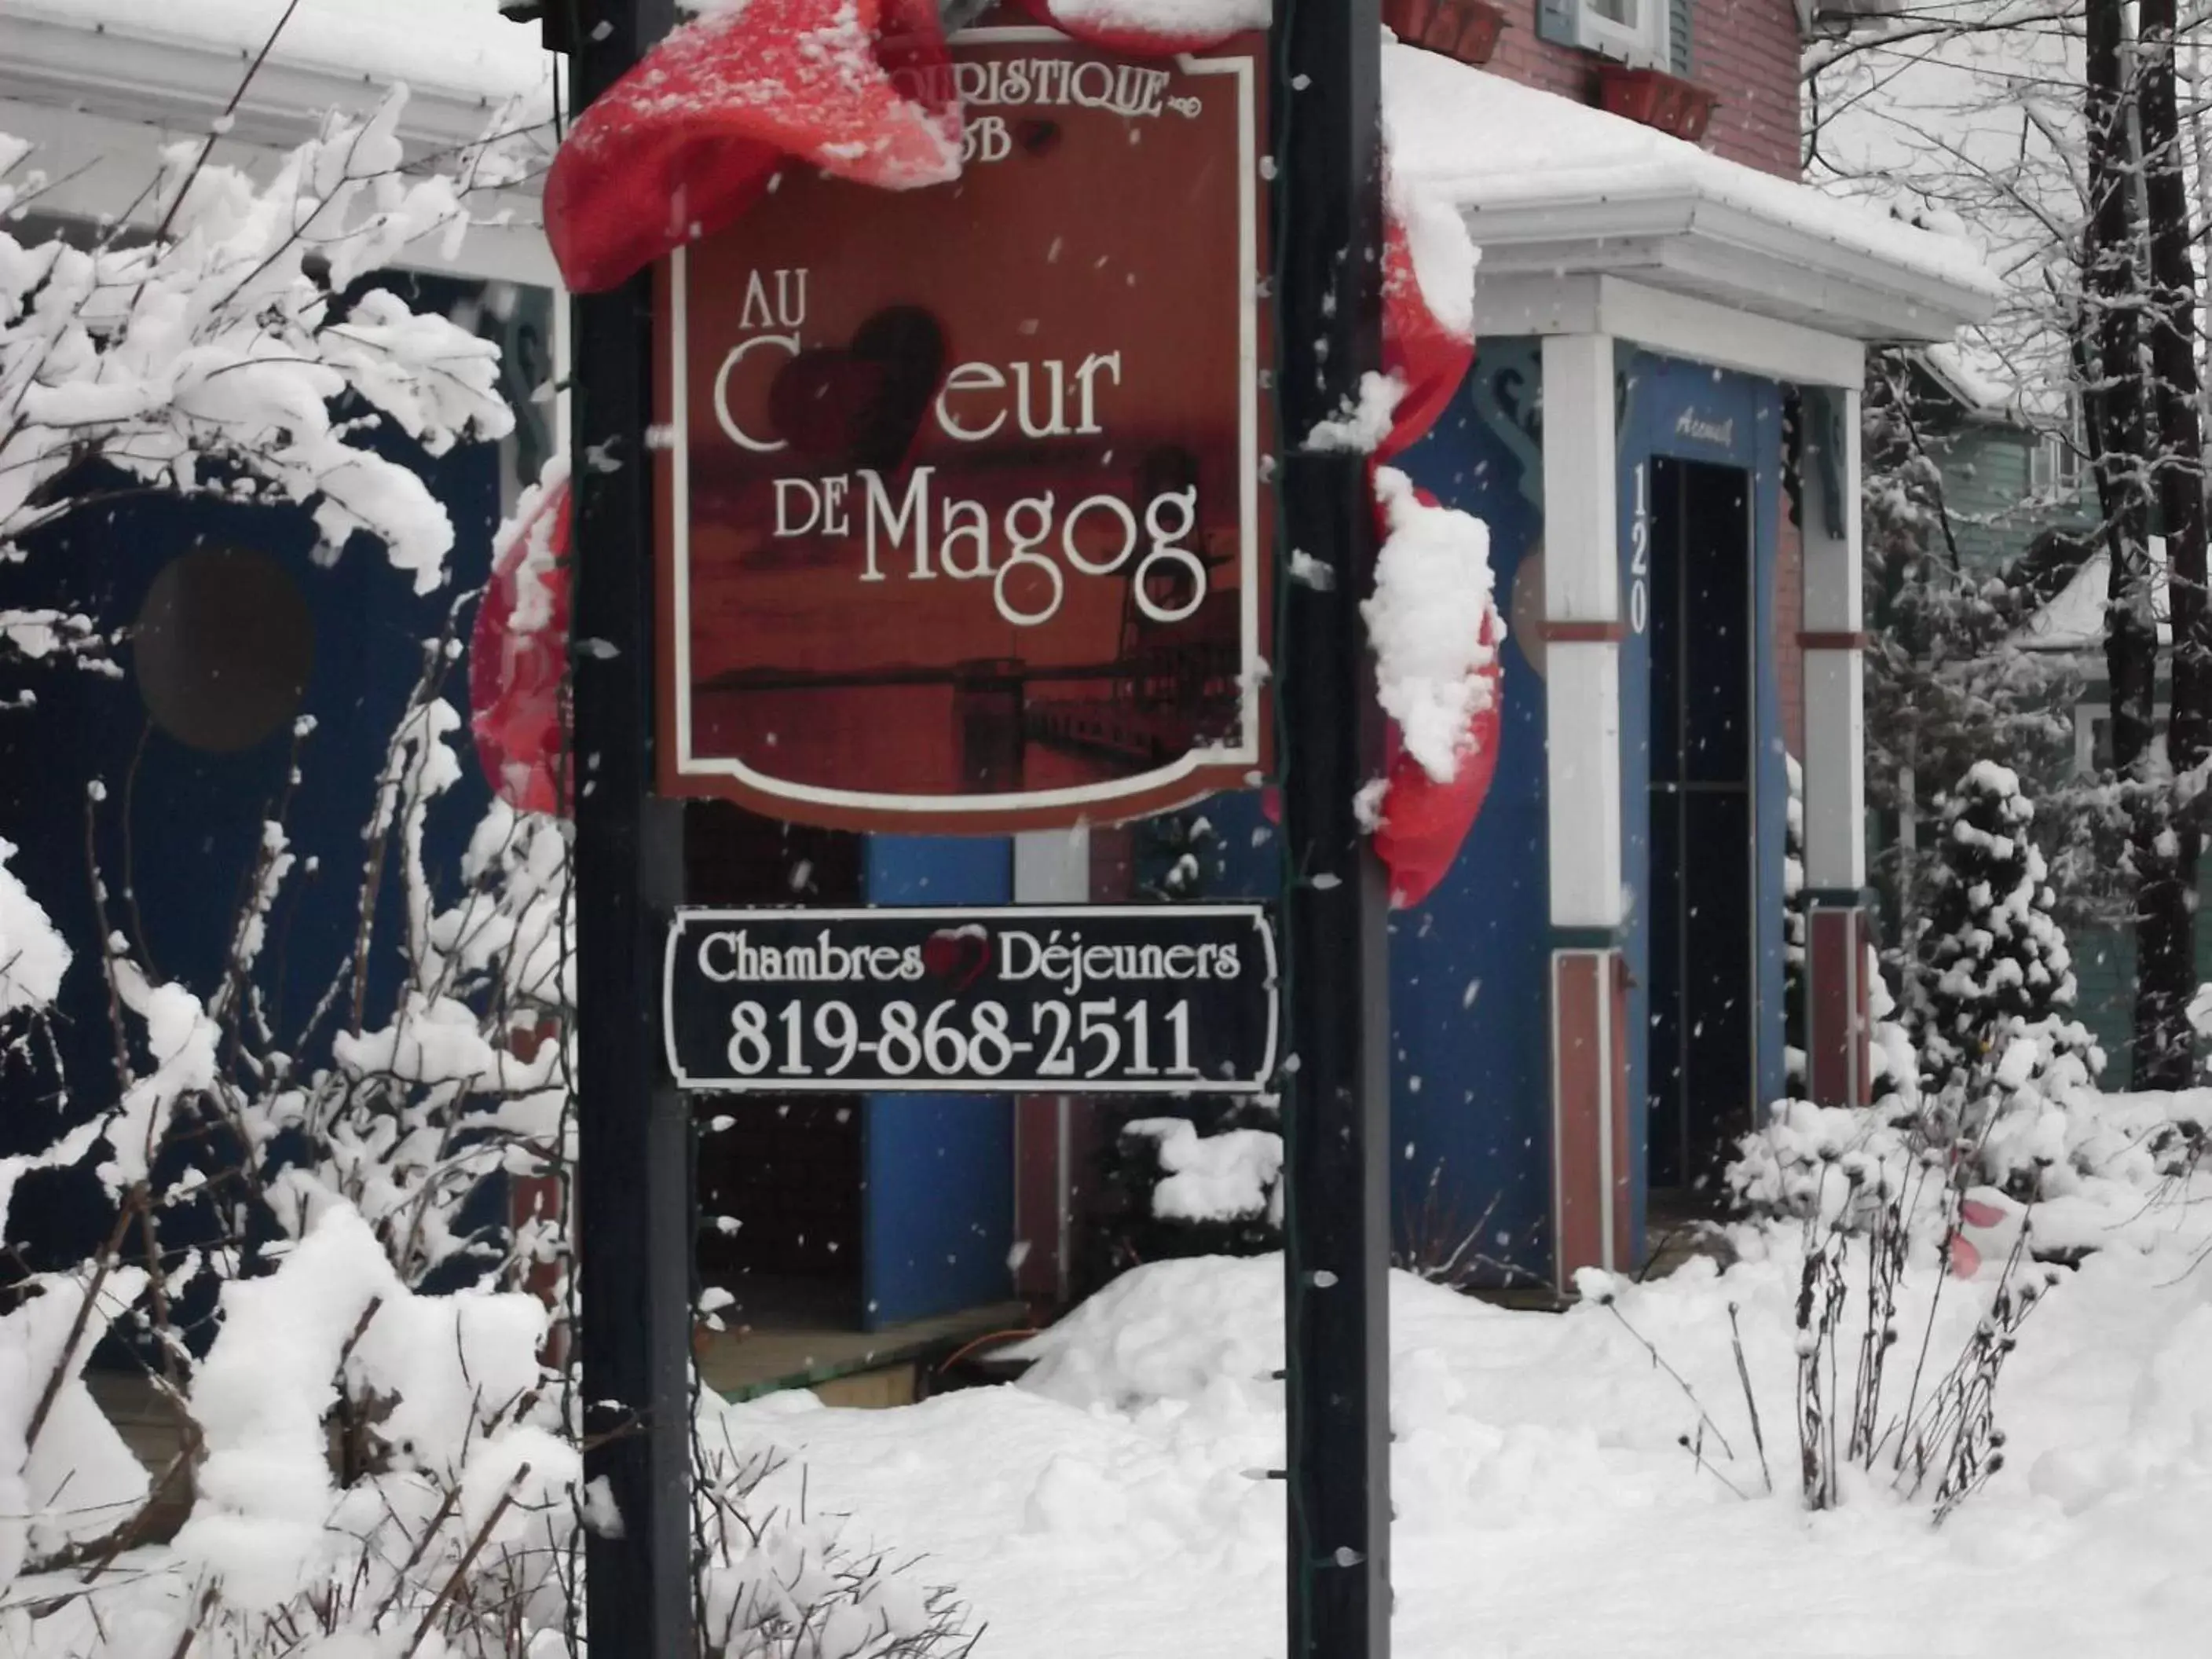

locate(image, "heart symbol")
[[1015, 119, 1061, 158], [769, 305, 946, 473], [921, 928, 991, 994]]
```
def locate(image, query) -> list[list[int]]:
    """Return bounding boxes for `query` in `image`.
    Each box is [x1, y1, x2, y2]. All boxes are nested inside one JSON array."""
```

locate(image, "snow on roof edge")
[[1380, 43, 2000, 307], [2019, 539, 2170, 652], [2, 0, 553, 109]]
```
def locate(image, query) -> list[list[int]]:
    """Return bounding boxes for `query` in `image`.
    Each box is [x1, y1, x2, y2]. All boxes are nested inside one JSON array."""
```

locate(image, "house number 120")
[[1628, 461, 1650, 635]]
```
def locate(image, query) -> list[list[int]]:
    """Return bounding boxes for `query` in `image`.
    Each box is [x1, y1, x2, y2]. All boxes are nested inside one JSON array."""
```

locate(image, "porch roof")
[[1382, 42, 2001, 347], [0, 0, 551, 151], [2020, 540, 2170, 653], [0, 0, 556, 283]]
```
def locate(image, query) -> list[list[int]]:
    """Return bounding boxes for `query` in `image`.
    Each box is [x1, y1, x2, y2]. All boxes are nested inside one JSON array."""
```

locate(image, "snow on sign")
[[654, 25, 1269, 831], [663, 906, 1278, 1093]]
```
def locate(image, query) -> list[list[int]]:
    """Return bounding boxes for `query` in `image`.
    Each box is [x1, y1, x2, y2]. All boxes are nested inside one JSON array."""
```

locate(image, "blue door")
[[861, 835, 1015, 1328]]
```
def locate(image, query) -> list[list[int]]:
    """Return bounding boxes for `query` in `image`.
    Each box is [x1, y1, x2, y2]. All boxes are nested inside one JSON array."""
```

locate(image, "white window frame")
[[2075, 702, 2170, 775], [2031, 430, 2084, 499], [2074, 703, 2104, 776], [1574, 0, 1672, 68]]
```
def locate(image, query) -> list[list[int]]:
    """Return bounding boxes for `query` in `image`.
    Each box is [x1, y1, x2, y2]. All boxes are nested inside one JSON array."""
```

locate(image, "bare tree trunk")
[[2140, 0, 2205, 1086], [2086, 0, 2182, 1086]]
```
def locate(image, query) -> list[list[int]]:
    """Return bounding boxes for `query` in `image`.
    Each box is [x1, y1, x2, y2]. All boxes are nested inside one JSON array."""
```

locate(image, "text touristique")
[[892, 58, 1186, 122]]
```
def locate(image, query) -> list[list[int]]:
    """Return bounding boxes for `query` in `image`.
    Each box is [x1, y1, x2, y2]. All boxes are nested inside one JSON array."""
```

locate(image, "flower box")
[[1595, 64, 1719, 143], [1382, 0, 1507, 68]]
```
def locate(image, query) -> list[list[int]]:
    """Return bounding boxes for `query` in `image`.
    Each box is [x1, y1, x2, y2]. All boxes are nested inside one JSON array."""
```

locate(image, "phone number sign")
[[662, 906, 1276, 1094]]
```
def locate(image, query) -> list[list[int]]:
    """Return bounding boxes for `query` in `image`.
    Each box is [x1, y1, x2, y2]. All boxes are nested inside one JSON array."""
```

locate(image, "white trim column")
[[1800, 386, 1866, 892], [1540, 335, 1632, 1291], [1542, 335, 1625, 929], [1799, 386, 1872, 1106]]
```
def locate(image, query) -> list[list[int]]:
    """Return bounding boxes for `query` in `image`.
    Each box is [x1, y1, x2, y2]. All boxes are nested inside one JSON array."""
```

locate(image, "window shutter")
[[1669, 0, 1692, 74], [1536, 0, 1578, 47]]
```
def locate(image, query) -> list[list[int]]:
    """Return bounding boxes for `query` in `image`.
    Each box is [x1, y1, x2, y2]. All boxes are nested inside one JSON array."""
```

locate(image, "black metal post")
[[1273, 5, 1391, 1658], [567, 1, 693, 1653]]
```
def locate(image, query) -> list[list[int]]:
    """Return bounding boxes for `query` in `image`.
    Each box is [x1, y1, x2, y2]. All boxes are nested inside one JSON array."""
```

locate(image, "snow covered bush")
[[3, 655, 969, 1654], [1721, 1064, 2060, 1514], [1092, 1091, 1283, 1286], [1738, 765, 2153, 1262], [1915, 762, 2103, 1190], [0, 92, 536, 610], [1782, 756, 1807, 1092]]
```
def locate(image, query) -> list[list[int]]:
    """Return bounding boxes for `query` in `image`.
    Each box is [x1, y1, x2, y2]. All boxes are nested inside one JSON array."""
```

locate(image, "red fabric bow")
[[1364, 479, 1502, 910], [1372, 613, 1503, 908], [545, 0, 962, 294], [1379, 212, 1476, 459], [470, 467, 572, 816]]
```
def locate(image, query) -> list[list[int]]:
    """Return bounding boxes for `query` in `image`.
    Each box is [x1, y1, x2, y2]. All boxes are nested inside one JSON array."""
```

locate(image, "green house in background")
[[1889, 347, 2209, 1080]]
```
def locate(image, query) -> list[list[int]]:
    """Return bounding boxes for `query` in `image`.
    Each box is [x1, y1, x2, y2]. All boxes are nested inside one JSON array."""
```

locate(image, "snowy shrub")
[[0, 93, 538, 610], [1918, 765, 2097, 1077], [2, 646, 969, 1656], [1092, 1104, 1283, 1286], [1914, 763, 2104, 1194], [1743, 765, 2111, 1249], [1661, 1112, 2060, 1518]]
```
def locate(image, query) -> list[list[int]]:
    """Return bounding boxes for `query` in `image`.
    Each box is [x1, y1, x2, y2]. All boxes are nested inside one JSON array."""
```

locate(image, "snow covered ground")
[[730, 1104, 2212, 1659]]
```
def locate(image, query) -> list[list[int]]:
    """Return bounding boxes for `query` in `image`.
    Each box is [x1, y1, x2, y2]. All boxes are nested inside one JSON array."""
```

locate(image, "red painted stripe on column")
[[1609, 956, 1634, 1273], [1013, 1096, 1062, 1301], [1807, 910, 1867, 1108], [1848, 909, 1872, 1106], [1552, 953, 1605, 1293]]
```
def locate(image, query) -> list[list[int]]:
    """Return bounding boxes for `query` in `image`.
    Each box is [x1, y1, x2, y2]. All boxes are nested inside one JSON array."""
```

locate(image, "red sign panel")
[[656, 24, 1269, 831]]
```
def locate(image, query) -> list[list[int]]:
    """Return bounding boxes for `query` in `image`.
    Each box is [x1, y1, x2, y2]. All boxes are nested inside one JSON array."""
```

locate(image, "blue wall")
[[1378, 340, 1558, 1280], [862, 835, 1016, 1328], [1212, 339, 1557, 1281]]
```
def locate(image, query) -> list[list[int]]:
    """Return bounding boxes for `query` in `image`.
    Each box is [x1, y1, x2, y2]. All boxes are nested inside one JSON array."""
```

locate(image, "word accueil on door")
[[657, 27, 1270, 832]]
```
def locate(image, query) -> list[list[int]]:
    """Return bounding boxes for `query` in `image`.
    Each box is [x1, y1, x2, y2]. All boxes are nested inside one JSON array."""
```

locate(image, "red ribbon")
[[545, 0, 961, 295], [470, 471, 572, 816]]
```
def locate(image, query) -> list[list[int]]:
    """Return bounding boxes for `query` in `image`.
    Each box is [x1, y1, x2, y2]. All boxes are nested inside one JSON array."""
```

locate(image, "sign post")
[[566, 2, 694, 1652], [558, 5, 1388, 1655], [1272, 5, 1393, 1659]]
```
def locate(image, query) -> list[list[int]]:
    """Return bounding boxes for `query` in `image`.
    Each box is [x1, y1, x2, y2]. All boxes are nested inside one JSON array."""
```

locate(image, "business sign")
[[663, 906, 1277, 1093], [656, 25, 1269, 831]]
